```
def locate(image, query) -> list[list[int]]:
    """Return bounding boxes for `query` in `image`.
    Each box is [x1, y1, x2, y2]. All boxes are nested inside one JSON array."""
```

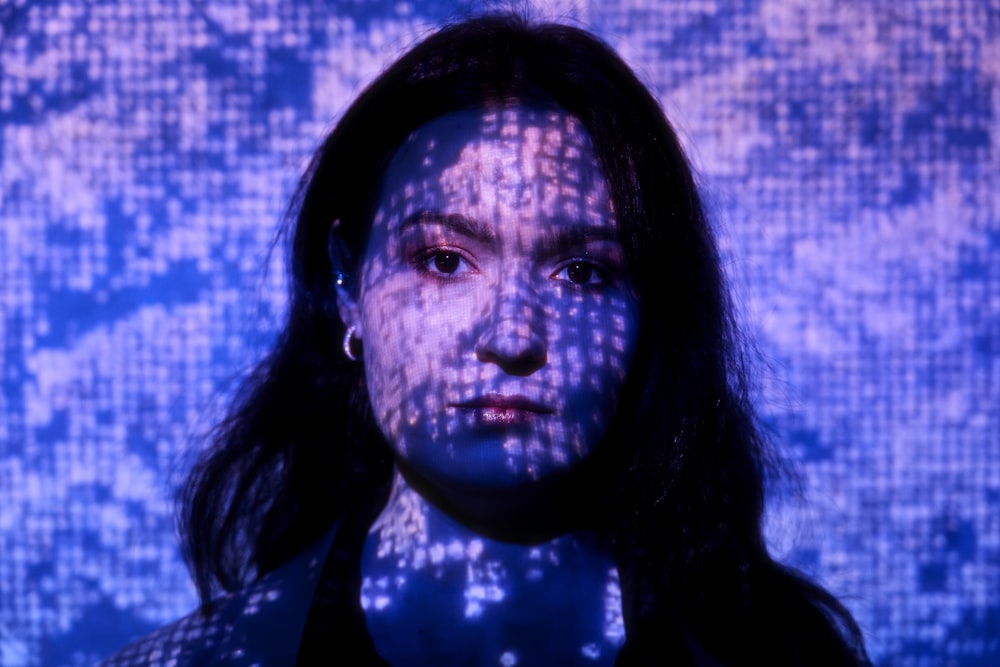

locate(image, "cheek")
[[578, 310, 637, 443], [549, 297, 637, 383], [589, 308, 638, 385], [360, 282, 481, 443], [359, 284, 411, 435]]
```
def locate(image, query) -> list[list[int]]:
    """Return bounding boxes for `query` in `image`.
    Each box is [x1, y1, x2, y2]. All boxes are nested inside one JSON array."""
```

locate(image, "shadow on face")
[[339, 106, 639, 522]]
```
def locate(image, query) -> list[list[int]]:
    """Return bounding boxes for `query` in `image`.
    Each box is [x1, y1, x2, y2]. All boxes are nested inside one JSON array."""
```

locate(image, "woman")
[[103, 14, 870, 666]]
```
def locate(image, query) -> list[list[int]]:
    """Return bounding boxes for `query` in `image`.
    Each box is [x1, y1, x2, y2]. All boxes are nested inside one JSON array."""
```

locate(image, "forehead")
[[390, 107, 594, 168], [377, 107, 612, 226]]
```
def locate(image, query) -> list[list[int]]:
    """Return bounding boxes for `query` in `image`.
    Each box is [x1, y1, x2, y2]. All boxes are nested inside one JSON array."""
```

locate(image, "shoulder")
[[97, 604, 220, 667], [98, 528, 337, 667]]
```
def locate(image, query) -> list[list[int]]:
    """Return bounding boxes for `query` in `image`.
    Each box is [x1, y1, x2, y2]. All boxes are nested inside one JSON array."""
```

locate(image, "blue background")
[[0, 1, 997, 664]]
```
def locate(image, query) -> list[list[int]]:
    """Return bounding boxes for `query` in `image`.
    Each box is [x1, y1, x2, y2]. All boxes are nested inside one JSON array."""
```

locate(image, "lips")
[[453, 393, 554, 427]]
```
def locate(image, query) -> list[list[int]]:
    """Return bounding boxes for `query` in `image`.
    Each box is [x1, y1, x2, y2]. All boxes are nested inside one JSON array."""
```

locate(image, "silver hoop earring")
[[343, 326, 359, 362]]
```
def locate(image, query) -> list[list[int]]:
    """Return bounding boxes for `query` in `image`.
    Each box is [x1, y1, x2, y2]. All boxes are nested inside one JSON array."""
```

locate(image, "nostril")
[[475, 283, 547, 375], [474, 322, 547, 376]]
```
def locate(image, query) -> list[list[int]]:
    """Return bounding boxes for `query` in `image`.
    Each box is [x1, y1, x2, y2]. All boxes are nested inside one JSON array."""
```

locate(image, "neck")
[[360, 472, 625, 665], [393, 455, 606, 544]]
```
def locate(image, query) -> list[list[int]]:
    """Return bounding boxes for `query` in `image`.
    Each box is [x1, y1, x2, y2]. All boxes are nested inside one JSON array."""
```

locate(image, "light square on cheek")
[[358, 107, 638, 493]]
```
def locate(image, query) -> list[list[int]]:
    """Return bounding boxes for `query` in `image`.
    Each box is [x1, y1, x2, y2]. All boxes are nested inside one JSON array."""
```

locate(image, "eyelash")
[[414, 247, 478, 278], [550, 259, 609, 287], [412, 247, 613, 289]]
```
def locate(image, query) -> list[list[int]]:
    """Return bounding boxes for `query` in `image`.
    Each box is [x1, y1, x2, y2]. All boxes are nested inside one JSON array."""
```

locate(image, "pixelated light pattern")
[[0, 1, 996, 665], [360, 486, 625, 665], [355, 108, 637, 490], [347, 106, 633, 663]]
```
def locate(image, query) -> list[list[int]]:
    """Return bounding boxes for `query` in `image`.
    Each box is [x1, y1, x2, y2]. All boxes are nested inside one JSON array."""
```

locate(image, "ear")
[[335, 285, 363, 341]]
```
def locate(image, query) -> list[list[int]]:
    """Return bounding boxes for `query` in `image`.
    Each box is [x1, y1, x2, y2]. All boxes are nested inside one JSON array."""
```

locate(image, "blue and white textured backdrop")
[[0, 1, 997, 665]]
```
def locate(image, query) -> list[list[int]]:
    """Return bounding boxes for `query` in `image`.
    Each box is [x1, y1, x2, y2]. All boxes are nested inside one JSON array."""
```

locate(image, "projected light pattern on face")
[[353, 107, 639, 495]]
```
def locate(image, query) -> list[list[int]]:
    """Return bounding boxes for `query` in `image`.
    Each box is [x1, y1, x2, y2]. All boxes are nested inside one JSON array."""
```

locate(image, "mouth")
[[453, 394, 554, 427]]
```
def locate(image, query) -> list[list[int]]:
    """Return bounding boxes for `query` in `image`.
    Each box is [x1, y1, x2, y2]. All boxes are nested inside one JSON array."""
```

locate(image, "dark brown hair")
[[180, 14, 869, 666]]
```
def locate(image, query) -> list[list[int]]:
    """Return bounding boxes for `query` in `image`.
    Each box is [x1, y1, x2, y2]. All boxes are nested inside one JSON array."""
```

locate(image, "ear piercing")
[[343, 326, 359, 362]]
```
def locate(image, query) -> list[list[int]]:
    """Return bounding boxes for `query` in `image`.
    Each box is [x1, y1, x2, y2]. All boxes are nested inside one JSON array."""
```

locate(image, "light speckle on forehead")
[[383, 108, 611, 229], [356, 101, 639, 497]]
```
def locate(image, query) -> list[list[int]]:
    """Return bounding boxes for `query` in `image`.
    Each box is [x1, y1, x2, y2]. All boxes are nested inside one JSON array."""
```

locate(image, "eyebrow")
[[398, 211, 497, 242], [399, 210, 620, 246], [540, 223, 620, 247]]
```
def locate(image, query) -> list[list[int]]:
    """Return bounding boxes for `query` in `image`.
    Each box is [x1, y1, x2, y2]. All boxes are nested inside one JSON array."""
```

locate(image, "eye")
[[431, 252, 461, 273], [418, 249, 476, 277], [552, 260, 605, 286]]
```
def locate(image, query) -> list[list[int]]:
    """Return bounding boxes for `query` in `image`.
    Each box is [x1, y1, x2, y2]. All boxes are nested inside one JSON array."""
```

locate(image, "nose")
[[474, 283, 547, 376]]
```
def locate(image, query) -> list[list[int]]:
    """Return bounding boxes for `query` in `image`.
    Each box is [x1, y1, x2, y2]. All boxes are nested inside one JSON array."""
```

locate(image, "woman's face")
[[346, 107, 639, 498]]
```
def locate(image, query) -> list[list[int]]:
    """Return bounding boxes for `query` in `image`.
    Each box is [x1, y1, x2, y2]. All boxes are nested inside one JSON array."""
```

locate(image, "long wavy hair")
[[180, 14, 869, 666]]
